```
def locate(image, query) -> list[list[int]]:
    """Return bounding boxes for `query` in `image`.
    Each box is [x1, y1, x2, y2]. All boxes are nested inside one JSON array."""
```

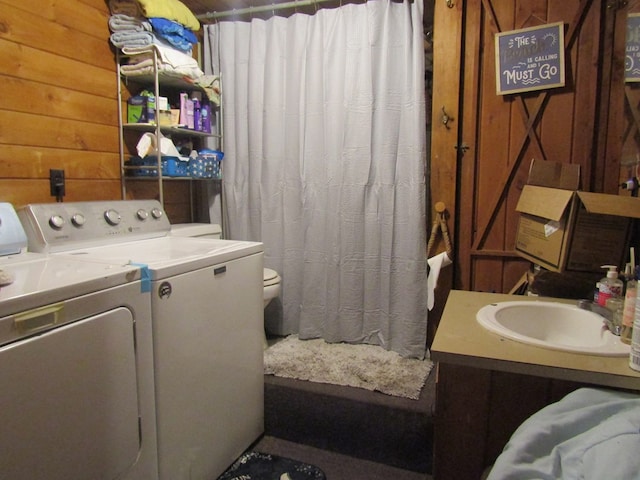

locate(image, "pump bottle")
[[597, 265, 623, 307]]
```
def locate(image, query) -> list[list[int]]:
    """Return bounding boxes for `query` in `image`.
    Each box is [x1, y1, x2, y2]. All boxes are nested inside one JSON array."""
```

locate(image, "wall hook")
[[455, 142, 470, 154], [446, 0, 454, 8], [441, 106, 453, 129]]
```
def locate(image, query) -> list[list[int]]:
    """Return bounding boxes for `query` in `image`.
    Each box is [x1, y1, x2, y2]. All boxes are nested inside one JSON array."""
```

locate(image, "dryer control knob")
[[136, 209, 149, 221], [151, 207, 163, 219], [49, 215, 65, 230], [104, 209, 121, 226], [71, 213, 86, 227]]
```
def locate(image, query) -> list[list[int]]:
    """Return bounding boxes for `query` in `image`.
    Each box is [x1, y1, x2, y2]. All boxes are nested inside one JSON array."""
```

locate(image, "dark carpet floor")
[[254, 436, 432, 480]]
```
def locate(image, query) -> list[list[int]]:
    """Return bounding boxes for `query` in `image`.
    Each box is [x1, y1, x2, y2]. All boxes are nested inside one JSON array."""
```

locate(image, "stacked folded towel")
[[109, 0, 200, 54], [121, 44, 204, 82], [108, 14, 151, 32], [108, 0, 142, 17], [109, 14, 155, 49], [108, 0, 199, 54], [108, 0, 220, 103]]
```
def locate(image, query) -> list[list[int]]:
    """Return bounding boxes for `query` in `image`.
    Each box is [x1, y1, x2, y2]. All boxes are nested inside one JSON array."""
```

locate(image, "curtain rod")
[[197, 0, 338, 20]]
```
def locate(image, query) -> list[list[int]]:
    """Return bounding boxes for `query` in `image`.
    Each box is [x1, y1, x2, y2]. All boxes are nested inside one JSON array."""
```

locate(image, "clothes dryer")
[[0, 203, 158, 480], [19, 200, 265, 480]]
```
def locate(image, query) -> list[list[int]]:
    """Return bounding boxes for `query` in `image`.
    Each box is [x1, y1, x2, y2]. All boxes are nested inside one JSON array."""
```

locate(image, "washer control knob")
[[151, 207, 164, 219], [104, 209, 121, 226], [49, 215, 65, 230], [136, 209, 149, 221], [71, 213, 86, 227]]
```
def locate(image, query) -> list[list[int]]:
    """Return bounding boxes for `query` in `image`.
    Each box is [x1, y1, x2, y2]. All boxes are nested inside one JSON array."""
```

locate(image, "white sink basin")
[[476, 301, 631, 356]]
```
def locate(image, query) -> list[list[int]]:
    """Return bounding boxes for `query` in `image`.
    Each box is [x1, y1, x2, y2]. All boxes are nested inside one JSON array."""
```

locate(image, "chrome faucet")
[[576, 299, 621, 335]]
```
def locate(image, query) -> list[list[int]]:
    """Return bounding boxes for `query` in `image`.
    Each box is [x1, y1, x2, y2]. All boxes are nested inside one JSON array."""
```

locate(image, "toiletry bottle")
[[621, 269, 637, 344], [186, 99, 194, 130], [201, 103, 211, 133], [179, 92, 188, 127], [597, 265, 623, 307], [192, 97, 201, 131], [629, 285, 640, 372]]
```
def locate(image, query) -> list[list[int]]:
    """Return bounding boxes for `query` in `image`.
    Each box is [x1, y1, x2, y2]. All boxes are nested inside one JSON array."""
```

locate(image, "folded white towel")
[[120, 46, 204, 81], [122, 43, 198, 70]]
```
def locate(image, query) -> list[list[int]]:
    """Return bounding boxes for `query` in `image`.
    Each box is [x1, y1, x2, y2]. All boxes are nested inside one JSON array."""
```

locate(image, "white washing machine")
[[19, 200, 265, 480], [0, 203, 158, 479]]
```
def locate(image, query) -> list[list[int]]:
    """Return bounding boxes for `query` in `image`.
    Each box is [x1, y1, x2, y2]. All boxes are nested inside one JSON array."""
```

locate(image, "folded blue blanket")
[[149, 17, 197, 52], [488, 388, 640, 480]]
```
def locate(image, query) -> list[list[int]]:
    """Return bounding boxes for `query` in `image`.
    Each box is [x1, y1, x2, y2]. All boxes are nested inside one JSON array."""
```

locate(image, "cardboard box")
[[158, 110, 172, 126], [515, 161, 640, 273]]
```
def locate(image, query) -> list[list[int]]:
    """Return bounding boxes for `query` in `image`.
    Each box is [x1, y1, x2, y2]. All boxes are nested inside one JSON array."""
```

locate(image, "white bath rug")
[[264, 335, 433, 399]]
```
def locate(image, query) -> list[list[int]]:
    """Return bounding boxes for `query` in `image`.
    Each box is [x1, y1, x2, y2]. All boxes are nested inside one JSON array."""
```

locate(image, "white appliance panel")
[[18, 200, 264, 480], [18, 200, 171, 253], [57, 236, 262, 280], [0, 308, 140, 479], [152, 253, 264, 479], [1, 202, 158, 480], [0, 254, 140, 317]]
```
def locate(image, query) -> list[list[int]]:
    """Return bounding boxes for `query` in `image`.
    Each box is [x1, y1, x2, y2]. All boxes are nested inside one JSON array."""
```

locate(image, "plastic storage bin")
[[126, 156, 189, 177], [189, 149, 224, 179]]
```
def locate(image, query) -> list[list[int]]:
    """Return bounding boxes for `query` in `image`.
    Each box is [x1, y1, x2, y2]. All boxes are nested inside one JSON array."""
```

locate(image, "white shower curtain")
[[204, 0, 428, 358]]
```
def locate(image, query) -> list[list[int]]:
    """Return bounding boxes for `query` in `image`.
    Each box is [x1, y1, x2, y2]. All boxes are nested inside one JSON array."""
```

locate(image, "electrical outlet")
[[49, 169, 65, 200]]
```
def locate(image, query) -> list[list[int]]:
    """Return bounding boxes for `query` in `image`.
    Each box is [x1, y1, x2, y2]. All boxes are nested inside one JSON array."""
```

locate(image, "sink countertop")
[[431, 290, 640, 391]]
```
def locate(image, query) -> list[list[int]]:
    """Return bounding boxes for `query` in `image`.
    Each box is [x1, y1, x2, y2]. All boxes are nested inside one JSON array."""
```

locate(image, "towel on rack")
[[121, 45, 204, 81], [110, 30, 155, 49], [193, 75, 221, 105], [108, 0, 142, 17], [109, 14, 151, 32], [136, 0, 200, 31]]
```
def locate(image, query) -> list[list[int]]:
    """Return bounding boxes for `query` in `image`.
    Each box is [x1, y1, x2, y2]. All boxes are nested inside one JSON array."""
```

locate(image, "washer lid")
[[0, 253, 141, 316], [170, 223, 222, 237], [50, 236, 264, 280]]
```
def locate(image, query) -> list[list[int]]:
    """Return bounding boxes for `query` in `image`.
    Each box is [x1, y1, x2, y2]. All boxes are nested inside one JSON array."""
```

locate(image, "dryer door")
[[0, 306, 140, 480]]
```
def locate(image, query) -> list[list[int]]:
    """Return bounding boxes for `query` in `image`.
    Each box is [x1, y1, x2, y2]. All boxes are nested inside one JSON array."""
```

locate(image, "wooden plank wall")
[[0, 0, 121, 207], [0, 0, 193, 223], [456, 0, 611, 294]]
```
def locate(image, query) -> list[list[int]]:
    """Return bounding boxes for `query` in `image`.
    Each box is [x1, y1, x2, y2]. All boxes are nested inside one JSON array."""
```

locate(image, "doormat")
[[264, 335, 433, 399], [217, 451, 326, 480]]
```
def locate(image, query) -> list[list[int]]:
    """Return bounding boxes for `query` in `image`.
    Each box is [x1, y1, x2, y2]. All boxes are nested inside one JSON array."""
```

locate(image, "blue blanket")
[[488, 387, 640, 480], [149, 17, 197, 52]]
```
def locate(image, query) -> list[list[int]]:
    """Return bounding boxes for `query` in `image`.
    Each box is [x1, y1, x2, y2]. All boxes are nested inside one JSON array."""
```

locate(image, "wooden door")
[[616, 2, 640, 191], [430, 0, 627, 296]]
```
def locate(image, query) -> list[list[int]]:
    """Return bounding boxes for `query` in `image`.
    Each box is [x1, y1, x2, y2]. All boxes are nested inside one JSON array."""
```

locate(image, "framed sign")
[[626, 13, 640, 82], [495, 22, 565, 95]]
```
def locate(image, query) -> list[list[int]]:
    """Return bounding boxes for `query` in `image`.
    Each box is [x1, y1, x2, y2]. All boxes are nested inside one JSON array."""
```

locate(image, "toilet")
[[170, 223, 281, 347]]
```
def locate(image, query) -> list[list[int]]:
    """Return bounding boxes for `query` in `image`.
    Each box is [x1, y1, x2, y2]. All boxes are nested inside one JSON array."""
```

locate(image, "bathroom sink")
[[476, 301, 630, 356]]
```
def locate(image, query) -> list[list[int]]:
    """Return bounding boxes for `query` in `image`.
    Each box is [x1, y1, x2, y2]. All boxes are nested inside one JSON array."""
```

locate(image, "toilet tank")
[[170, 223, 222, 239]]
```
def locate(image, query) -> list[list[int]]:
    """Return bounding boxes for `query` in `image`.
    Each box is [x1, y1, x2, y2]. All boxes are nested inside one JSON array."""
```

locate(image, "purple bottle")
[[200, 103, 211, 134], [192, 98, 201, 131]]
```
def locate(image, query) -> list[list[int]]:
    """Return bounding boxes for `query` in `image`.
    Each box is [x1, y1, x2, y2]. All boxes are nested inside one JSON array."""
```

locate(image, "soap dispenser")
[[597, 265, 624, 307]]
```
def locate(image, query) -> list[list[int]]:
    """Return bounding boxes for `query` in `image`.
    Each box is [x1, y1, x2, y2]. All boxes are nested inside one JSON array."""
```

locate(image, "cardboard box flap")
[[527, 160, 581, 190], [516, 185, 574, 221], [576, 192, 640, 219]]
